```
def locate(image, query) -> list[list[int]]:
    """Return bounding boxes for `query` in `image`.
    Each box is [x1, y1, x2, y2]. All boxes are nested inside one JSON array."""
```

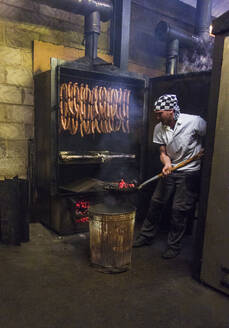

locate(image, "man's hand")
[[162, 164, 172, 176]]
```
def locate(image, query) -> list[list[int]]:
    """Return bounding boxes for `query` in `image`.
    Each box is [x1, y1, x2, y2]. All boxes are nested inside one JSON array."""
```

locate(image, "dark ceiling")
[[180, 0, 229, 17]]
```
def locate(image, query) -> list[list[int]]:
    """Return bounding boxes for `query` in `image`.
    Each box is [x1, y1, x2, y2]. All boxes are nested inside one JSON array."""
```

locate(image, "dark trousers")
[[139, 170, 200, 251]]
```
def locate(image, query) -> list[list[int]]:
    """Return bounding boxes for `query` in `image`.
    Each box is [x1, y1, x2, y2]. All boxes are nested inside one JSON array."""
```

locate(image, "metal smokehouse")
[[34, 60, 147, 234]]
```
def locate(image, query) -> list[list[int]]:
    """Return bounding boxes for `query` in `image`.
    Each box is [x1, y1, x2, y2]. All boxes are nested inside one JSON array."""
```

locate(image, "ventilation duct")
[[35, 0, 132, 70], [195, 0, 213, 42], [84, 10, 101, 61], [155, 0, 213, 75], [155, 21, 200, 49], [35, 0, 113, 63], [36, 0, 113, 22]]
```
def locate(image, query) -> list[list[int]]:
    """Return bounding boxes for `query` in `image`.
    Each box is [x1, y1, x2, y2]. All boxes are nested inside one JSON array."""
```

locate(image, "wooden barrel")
[[89, 204, 136, 273]]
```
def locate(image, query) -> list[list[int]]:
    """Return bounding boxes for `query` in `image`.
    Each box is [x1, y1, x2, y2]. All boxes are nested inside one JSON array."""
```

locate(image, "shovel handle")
[[169, 149, 204, 173], [138, 149, 204, 190]]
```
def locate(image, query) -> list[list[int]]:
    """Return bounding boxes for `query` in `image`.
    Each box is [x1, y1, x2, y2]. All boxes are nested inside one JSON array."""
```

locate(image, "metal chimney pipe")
[[166, 39, 179, 75], [155, 21, 200, 49], [195, 0, 213, 42], [36, 0, 113, 22], [84, 11, 100, 60], [35, 0, 113, 63], [155, 21, 201, 75], [155, 0, 213, 75]]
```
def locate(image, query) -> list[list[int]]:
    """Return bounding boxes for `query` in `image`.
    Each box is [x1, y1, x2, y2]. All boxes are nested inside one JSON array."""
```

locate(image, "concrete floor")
[[0, 223, 228, 328]]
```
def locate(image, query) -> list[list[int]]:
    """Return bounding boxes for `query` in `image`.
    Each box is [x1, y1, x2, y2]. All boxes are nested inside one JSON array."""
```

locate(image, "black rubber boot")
[[161, 247, 180, 259], [132, 236, 154, 248]]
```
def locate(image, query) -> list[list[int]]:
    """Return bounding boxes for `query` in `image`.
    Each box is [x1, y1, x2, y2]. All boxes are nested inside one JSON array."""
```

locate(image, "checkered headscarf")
[[154, 94, 180, 120]]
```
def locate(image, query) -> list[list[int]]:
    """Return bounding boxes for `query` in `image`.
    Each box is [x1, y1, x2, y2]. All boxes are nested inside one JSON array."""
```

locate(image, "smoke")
[[180, 38, 214, 73]]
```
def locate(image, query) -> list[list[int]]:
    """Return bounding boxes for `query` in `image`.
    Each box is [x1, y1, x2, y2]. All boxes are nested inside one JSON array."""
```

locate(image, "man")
[[133, 94, 206, 259]]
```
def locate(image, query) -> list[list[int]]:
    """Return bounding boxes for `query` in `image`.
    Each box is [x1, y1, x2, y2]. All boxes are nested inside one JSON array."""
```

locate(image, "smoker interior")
[[58, 67, 144, 187], [35, 64, 146, 234]]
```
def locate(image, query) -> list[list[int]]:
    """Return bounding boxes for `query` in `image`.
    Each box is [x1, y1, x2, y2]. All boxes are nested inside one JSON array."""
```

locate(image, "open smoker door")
[[199, 25, 229, 295], [147, 72, 210, 179]]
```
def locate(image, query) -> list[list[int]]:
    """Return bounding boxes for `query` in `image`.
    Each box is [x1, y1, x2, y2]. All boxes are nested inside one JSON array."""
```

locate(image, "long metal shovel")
[[138, 150, 204, 190]]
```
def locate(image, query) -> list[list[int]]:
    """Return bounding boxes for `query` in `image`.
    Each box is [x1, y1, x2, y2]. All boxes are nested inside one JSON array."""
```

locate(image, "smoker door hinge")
[[220, 266, 229, 289]]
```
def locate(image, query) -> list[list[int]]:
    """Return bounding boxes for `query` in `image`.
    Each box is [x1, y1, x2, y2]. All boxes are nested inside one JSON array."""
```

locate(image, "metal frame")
[[112, 0, 131, 71]]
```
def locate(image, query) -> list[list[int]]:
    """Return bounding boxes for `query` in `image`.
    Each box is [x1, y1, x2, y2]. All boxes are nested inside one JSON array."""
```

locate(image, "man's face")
[[154, 110, 174, 126]]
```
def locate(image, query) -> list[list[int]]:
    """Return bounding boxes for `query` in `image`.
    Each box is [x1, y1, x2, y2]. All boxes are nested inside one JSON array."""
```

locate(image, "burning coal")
[[75, 200, 89, 223], [118, 179, 135, 190]]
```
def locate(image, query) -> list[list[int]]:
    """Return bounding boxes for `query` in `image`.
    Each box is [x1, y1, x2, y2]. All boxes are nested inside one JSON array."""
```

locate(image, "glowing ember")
[[75, 200, 89, 223], [75, 217, 89, 223], [118, 179, 135, 189]]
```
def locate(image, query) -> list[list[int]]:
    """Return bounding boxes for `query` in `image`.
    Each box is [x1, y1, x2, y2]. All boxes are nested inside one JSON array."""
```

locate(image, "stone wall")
[[0, 0, 195, 179]]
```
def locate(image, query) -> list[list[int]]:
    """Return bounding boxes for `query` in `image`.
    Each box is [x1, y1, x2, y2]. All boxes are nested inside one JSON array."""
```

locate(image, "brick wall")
[[0, 0, 195, 179], [0, 23, 34, 179], [0, 0, 110, 179]]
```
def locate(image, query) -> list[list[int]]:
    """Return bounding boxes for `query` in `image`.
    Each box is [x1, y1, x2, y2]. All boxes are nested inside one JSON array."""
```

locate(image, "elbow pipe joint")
[[37, 0, 113, 22], [155, 21, 201, 49]]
